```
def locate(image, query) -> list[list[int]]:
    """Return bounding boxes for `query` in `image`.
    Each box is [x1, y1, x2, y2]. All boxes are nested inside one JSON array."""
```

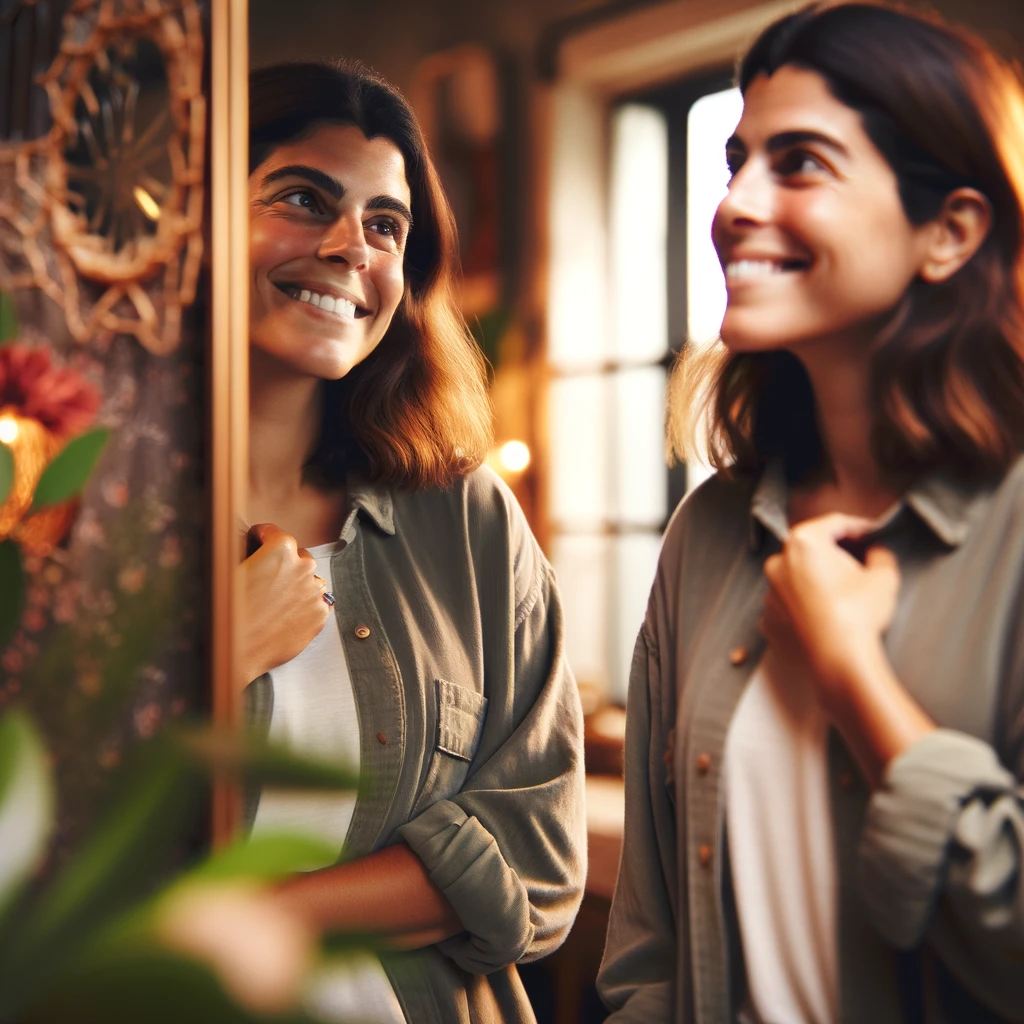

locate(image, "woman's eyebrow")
[[367, 195, 414, 228], [765, 129, 850, 158], [259, 164, 343, 198]]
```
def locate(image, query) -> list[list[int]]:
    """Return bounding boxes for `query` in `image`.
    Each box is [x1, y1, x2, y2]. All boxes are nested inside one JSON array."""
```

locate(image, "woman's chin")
[[719, 321, 791, 356]]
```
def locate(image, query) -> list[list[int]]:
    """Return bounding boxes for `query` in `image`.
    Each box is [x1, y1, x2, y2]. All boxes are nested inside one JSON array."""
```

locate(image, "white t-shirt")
[[251, 540, 405, 1024], [724, 650, 839, 1024]]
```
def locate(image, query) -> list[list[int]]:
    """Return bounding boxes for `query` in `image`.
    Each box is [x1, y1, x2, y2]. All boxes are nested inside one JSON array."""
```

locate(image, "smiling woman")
[[238, 61, 586, 1024], [600, 3, 1024, 1023]]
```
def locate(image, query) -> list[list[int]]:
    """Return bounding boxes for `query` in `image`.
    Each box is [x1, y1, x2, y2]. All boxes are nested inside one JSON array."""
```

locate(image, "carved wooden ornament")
[[0, 0, 205, 355]]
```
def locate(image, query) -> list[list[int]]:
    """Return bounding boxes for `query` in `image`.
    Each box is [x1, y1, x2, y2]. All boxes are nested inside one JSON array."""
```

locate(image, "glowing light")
[[133, 186, 161, 221], [0, 416, 19, 444], [499, 440, 530, 473]]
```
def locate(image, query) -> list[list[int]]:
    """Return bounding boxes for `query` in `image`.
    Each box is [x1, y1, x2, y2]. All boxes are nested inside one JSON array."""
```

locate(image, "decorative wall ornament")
[[0, 0, 205, 355]]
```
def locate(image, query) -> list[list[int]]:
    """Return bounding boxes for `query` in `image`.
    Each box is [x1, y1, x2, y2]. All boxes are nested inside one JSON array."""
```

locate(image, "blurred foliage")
[[0, 292, 15, 346], [0, 443, 12, 505], [0, 711, 358, 1023], [29, 428, 109, 512]]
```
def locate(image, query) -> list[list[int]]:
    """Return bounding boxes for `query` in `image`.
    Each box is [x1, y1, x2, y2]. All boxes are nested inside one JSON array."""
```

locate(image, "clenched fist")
[[238, 523, 331, 686], [761, 512, 900, 715]]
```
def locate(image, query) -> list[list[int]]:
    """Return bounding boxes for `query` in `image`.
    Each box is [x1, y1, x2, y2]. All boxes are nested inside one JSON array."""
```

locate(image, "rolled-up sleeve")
[[398, 562, 587, 974], [859, 728, 1024, 1018], [598, 624, 677, 1022]]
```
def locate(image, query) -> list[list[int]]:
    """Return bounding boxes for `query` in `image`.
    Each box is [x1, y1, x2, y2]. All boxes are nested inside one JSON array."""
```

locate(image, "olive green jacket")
[[244, 467, 587, 1024], [599, 459, 1024, 1024]]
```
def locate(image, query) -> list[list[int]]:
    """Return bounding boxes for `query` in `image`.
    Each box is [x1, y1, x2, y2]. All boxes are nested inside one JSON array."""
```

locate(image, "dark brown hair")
[[668, 1, 1024, 484], [249, 61, 492, 489]]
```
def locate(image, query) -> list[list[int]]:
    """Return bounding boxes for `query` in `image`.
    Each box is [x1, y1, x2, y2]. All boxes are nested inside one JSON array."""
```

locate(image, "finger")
[[790, 512, 877, 545], [763, 553, 783, 583], [312, 574, 327, 591], [296, 546, 316, 567], [248, 523, 295, 554], [865, 545, 900, 584]]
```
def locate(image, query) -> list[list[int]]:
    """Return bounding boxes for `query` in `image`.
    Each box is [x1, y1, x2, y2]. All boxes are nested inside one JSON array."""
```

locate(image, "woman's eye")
[[777, 150, 827, 177], [280, 190, 320, 211], [368, 218, 403, 245]]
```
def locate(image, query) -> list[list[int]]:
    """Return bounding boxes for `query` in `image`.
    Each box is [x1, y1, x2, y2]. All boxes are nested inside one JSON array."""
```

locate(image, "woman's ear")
[[919, 187, 992, 283]]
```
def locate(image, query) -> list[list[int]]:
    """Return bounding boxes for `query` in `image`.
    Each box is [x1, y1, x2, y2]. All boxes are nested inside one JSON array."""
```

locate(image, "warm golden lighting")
[[133, 186, 161, 221], [499, 440, 531, 473], [0, 416, 19, 445]]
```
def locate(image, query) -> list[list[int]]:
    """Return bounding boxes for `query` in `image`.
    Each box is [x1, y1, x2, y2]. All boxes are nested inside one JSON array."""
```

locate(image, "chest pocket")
[[412, 677, 488, 816]]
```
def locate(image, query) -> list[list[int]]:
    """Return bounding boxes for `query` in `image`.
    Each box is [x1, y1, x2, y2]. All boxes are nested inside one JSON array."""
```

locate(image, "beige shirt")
[[599, 458, 1024, 1024]]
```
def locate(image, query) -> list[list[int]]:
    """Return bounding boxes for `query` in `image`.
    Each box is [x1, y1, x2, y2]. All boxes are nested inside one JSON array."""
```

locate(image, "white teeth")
[[726, 259, 798, 281], [288, 286, 362, 319]]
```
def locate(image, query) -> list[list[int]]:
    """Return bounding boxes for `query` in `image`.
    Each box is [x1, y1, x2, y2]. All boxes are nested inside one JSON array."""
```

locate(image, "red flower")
[[0, 345, 100, 437]]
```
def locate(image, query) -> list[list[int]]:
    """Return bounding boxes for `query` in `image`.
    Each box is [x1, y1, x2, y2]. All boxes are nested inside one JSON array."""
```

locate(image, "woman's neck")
[[791, 341, 900, 521], [248, 348, 323, 504]]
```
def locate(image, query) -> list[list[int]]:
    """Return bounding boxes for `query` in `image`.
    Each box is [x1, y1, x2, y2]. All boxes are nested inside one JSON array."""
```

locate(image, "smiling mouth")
[[724, 258, 812, 283], [274, 282, 372, 319]]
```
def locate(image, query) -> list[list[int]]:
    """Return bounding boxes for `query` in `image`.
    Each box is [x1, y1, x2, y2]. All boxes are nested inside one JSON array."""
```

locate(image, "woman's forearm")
[[829, 642, 936, 789], [272, 842, 463, 948]]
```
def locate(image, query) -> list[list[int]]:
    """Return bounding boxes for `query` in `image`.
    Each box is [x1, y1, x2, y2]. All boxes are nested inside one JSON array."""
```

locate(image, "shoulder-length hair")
[[249, 61, 493, 490], [668, 1, 1024, 484]]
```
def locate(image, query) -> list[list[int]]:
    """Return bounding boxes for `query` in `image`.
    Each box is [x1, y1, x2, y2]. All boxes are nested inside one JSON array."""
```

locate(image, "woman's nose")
[[715, 160, 773, 231], [317, 214, 370, 268]]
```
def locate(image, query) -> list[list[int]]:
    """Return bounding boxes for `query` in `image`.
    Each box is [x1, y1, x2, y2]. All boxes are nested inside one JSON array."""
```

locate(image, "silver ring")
[[323, 592, 336, 606]]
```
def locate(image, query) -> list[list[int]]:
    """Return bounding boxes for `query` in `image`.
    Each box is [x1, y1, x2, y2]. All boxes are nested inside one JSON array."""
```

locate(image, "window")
[[546, 74, 741, 704]]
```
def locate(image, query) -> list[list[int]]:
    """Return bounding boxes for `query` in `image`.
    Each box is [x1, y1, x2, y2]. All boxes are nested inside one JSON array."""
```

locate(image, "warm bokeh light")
[[133, 185, 162, 221], [0, 415, 19, 444], [498, 440, 530, 473]]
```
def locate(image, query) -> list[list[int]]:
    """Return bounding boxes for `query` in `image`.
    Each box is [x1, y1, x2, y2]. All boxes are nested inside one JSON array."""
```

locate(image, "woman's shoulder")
[[391, 464, 543, 582], [662, 468, 760, 556], [394, 463, 530, 534]]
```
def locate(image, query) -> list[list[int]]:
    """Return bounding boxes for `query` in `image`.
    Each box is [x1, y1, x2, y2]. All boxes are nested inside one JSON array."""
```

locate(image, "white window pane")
[[611, 367, 667, 525], [548, 86, 608, 369], [687, 88, 743, 347], [609, 533, 662, 704], [610, 104, 669, 363], [551, 534, 610, 693], [549, 375, 609, 527]]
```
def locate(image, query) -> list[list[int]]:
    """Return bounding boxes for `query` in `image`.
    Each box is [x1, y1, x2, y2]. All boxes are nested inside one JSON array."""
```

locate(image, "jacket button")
[[729, 646, 749, 666], [698, 844, 712, 867], [354, 625, 371, 639], [377, 732, 387, 745], [696, 753, 711, 775]]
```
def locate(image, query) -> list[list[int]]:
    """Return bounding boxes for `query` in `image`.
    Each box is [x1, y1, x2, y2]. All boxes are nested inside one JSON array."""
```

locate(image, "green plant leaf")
[[0, 712, 54, 924], [30, 428, 109, 511], [177, 728, 359, 791], [0, 442, 12, 506], [0, 291, 16, 344], [0, 539, 24, 651], [182, 832, 341, 885], [27, 941, 320, 1024], [0, 740, 199, 1016]]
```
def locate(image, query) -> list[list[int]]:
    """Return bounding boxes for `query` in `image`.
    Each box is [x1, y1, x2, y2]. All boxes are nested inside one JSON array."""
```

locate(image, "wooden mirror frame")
[[210, 0, 249, 845]]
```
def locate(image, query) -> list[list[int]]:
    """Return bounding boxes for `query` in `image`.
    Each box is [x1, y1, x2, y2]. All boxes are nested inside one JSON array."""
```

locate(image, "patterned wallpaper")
[[0, 0, 209, 858]]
